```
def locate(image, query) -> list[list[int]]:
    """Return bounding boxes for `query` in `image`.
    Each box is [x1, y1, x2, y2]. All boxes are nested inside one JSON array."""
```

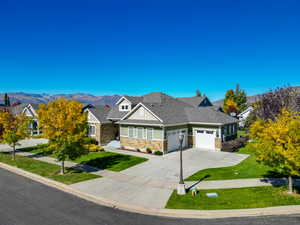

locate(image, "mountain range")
[[0, 92, 121, 106], [1, 86, 300, 107]]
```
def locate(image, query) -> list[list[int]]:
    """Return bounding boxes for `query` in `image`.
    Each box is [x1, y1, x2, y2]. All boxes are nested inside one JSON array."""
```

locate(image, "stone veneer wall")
[[120, 137, 164, 152], [188, 135, 193, 148], [215, 137, 222, 150]]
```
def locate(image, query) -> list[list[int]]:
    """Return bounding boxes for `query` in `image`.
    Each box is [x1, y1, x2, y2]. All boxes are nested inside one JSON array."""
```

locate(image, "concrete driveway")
[[119, 148, 248, 182], [72, 148, 248, 209], [0, 138, 48, 152]]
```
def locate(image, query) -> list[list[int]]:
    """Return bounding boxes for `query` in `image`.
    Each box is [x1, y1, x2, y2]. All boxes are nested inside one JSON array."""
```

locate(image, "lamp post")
[[177, 132, 186, 195]]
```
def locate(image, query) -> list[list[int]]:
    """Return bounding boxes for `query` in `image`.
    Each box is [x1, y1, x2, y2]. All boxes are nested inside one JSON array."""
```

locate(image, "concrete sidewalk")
[[2, 139, 299, 210], [9, 148, 300, 209]]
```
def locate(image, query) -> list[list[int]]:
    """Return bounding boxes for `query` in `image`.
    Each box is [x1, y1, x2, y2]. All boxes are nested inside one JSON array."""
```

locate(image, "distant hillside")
[[213, 86, 300, 107], [0, 92, 121, 106]]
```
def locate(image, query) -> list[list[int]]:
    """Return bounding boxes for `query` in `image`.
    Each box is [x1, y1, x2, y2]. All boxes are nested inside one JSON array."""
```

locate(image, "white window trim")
[[146, 128, 154, 140], [137, 127, 144, 139], [88, 125, 96, 137]]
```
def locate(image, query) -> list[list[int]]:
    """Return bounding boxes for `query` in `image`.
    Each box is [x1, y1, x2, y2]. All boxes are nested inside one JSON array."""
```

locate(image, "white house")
[[237, 106, 253, 127]]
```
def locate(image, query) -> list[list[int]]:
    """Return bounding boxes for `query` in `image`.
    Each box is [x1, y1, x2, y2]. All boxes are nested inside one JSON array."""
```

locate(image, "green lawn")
[[20, 144, 148, 172], [166, 186, 300, 210], [0, 152, 100, 185], [185, 145, 275, 181], [73, 152, 148, 172]]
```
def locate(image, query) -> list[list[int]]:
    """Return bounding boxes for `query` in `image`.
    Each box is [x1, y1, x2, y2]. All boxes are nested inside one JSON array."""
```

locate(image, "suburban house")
[[237, 106, 254, 127], [10, 103, 42, 135], [86, 92, 238, 154]]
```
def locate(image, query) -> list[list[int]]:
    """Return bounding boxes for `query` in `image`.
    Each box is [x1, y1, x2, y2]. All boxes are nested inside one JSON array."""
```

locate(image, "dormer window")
[[122, 105, 128, 110], [120, 104, 130, 111]]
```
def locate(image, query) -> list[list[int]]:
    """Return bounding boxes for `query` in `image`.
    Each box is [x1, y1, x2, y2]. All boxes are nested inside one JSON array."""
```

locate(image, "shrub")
[[83, 137, 98, 145], [221, 137, 249, 152], [154, 151, 163, 156], [146, 148, 152, 154], [136, 148, 141, 152], [86, 144, 104, 152]]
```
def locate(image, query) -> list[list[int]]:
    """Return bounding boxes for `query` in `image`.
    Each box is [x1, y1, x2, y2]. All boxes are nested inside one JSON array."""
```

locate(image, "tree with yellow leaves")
[[249, 109, 300, 194], [223, 98, 239, 115], [0, 111, 32, 160], [37, 98, 88, 174]]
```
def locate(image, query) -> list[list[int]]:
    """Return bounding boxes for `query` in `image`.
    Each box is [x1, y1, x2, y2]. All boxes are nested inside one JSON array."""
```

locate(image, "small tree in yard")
[[0, 111, 31, 160], [249, 109, 300, 194], [38, 98, 88, 174]]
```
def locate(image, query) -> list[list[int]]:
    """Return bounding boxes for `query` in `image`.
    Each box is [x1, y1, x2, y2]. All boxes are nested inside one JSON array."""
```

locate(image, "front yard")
[[166, 186, 300, 210], [20, 144, 148, 172], [0, 152, 100, 184], [185, 145, 275, 181]]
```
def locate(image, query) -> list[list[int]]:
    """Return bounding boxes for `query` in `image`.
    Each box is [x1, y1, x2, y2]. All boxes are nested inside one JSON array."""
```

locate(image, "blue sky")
[[0, 0, 300, 100]]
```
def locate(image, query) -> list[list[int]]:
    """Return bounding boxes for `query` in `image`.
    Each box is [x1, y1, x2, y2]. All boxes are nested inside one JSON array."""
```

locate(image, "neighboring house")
[[10, 103, 42, 136], [237, 106, 254, 127], [84, 105, 119, 145]]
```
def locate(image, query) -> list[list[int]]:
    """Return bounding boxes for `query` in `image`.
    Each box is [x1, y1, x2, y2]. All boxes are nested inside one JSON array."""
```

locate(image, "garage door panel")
[[195, 129, 216, 150], [167, 129, 187, 152]]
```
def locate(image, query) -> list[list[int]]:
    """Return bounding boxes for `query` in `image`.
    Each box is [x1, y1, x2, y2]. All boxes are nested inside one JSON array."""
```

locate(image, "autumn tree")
[[223, 85, 247, 115], [223, 89, 238, 115], [249, 109, 300, 194], [37, 98, 88, 174], [0, 111, 31, 160]]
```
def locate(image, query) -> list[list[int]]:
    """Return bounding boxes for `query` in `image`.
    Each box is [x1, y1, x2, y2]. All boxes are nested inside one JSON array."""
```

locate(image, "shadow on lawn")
[[186, 174, 211, 191], [79, 154, 132, 170]]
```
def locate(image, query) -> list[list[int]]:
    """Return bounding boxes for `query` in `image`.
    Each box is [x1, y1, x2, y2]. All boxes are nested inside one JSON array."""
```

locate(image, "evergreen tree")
[[196, 89, 202, 97], [4, 93, 10, 106]]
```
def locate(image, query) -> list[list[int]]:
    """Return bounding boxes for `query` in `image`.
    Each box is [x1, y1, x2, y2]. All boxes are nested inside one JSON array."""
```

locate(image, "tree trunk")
[[288, 175, 293, 194], [60, 160, 65, 175], [12, 144, 16, 160]]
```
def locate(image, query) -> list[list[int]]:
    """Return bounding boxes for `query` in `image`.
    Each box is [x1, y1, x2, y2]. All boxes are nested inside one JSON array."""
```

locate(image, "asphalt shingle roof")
[[107, 106, 128, 120], [119, 92, 238, 125], [89, 105, 112, 123], [177, 96, 207, 107]]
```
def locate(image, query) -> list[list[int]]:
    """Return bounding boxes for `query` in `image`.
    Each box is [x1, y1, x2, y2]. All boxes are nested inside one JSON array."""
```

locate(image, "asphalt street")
[[0, 168, 300, 225]]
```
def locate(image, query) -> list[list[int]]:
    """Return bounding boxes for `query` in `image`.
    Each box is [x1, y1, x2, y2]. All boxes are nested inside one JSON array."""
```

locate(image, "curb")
[[1, 162, 300, 219]]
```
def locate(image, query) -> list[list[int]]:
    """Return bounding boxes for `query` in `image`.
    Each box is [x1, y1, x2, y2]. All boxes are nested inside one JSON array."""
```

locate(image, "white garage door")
[[195, 129, 216, 150], [167, 129, 187, 152]]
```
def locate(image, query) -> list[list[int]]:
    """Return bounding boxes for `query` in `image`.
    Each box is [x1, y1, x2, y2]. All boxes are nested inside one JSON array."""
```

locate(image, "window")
[[206, 131, 214, 134], [137, 127, 144, 139], [129, 127, 134, 138], [147, 128, 153, 140], [121, 105, 129, 111], [88, 125, 96, 136]]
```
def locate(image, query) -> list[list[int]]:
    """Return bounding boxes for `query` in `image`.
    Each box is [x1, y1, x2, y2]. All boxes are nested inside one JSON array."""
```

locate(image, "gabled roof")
[[10, 103, 28, 115], [178, 96, 212, 107], [88, 105, 111, 123], [119, 92, 238, 126], [116, 96, 143, 105]]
